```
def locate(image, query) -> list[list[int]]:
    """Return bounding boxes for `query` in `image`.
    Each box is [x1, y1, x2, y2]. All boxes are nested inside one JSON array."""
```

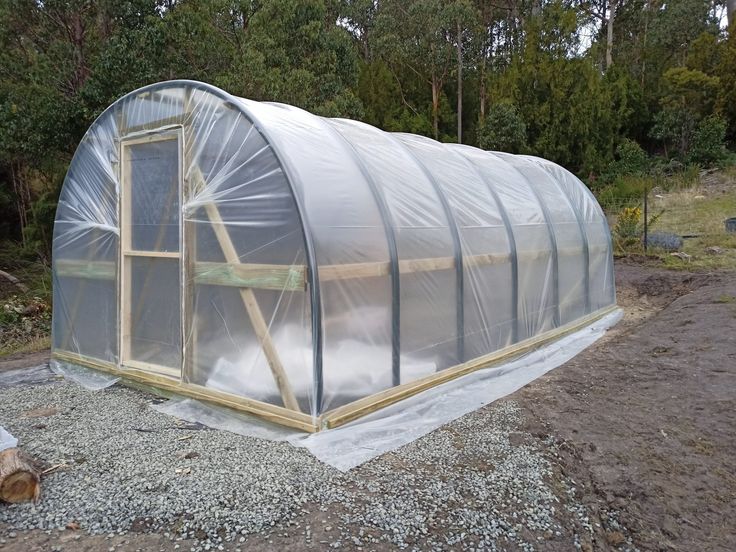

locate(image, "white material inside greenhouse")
[[51, 80, 617, 432]]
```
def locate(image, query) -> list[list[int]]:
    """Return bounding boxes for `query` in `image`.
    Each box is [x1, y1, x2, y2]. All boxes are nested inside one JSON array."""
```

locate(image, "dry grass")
[[612, 167, 736, 271], [0, 334, 51, 357]]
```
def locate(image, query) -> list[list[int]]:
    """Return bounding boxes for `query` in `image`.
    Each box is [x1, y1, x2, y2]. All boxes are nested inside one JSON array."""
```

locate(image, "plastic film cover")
[[52, 79, 617, 426]]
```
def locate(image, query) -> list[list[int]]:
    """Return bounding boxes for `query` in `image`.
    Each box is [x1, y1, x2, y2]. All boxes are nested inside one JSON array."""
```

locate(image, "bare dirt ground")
[[1, 259, 735, 551], [517, 259, 736, 551]]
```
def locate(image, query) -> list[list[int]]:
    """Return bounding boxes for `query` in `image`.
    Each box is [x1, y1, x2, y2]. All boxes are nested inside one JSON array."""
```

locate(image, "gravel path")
[[0, 375, 614, 551]]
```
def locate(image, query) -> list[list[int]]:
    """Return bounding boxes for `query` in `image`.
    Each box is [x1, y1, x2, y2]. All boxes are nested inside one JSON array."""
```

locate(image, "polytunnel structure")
[[51, 80, 616, 432]]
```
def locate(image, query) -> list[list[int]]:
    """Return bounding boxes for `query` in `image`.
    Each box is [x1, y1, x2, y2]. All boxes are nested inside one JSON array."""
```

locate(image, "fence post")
[[643, 185, 648, 254]]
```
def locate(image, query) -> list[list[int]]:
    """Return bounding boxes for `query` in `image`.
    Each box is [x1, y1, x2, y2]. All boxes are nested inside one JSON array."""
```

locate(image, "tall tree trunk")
[[70, 10, 89, 93], [479, 57, 486, 122], [606, 0, 616, 70], [456, 21, 463, 143], [431, 74, 439, 140], [479, 5, 494, 125], [10, 162, 30, 248], [641, 0, 652, 86]]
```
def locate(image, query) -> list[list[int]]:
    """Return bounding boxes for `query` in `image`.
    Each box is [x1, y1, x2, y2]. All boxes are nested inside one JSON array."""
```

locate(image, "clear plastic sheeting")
[[52, 79, 617, 428], [49, 359, 120, 391], [0, 426, 18, 451], [153, 309, 622, 470], [0, 364, 56, 389]]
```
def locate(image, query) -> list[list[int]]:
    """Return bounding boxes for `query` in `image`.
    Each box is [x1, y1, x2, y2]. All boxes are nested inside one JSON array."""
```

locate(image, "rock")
[[705, 246, 724, 255], [670, 251, 692, 262]]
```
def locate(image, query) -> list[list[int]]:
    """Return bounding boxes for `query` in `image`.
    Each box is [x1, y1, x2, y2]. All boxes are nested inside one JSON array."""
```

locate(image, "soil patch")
[[516, 262, 736, 551]]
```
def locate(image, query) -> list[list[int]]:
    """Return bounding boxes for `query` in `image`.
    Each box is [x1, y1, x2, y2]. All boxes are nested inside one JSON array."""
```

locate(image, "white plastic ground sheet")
[[0, 426, 17, 451], [153, 309, 621, 471], [49, 360, 120, 391]]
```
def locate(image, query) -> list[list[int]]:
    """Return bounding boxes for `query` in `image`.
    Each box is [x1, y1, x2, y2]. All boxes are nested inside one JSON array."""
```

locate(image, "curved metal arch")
[[576, 175, 616, 304], [314, 117, 402, 387], [533, 158, 616, 306], [74, 79, 325, 416], [448, 145, 521, 344], [520, 156, 592, 314], [386, 133, 466, 365], [487, 152, 562, 328]]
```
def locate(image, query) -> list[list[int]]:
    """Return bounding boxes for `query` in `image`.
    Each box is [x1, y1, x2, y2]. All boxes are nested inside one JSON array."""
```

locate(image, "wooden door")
[[119, 128, 184, 377]]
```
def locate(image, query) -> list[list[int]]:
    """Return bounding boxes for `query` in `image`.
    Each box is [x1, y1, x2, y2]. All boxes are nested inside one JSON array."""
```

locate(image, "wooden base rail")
[[51, 350, 317, 432], [53, 304, 617, 433], [317, 305, 618, 430]]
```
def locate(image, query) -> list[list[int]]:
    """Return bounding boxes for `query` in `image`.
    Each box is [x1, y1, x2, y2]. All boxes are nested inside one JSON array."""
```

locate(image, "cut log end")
[[0, 448, 41, 503]]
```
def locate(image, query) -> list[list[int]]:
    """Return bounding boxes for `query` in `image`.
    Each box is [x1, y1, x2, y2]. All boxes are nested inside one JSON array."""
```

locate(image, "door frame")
[[118, 125, 185, 378]]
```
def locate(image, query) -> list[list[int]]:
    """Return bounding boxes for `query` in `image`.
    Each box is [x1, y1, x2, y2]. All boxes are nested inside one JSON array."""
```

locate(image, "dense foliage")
[[0, 0, 734, 260]]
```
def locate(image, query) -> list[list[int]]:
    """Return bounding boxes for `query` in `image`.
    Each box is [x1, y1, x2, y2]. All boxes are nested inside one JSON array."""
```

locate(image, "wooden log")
[[0, 269, 29, 293], [0, 448, 41, 503]]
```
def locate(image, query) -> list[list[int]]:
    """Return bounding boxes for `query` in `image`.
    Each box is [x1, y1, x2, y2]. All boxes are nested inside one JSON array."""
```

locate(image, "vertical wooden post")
[[182, 88, 197, 384], [120, 142, 132, 361], [643, 185, 648, 254]]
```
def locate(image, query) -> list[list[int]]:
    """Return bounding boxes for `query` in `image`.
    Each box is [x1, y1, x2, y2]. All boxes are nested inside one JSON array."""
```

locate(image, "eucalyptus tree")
[[374, 0, 466, 139]]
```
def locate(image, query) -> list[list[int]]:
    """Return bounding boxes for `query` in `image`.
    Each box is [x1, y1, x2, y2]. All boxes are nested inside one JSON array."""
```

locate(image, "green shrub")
[[477, 102, 527, 153], [597, 174, 650, 207], [610, 139, 650, 176], [688, 115, 728, 166]]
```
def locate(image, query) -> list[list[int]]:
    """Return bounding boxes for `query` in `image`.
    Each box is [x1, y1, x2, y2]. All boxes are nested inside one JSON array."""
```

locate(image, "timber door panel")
[[120, 129, 183, 377]]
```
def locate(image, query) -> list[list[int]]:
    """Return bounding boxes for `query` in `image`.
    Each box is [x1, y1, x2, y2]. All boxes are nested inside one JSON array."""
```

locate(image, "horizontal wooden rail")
[[123, 250, 180, 259], [194, 261, 307, 291], [123, 114, 190, 135], [55, 259, 116, 280], [54, 245, 608, 286]]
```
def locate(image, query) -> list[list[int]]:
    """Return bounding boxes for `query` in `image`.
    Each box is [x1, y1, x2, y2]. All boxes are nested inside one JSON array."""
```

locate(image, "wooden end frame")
[[51, 350, 317, 432], [317, 304, 619, 430]]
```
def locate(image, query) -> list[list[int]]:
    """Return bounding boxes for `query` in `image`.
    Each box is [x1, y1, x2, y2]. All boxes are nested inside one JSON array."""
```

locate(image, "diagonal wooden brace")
[[191, 167, 301, 412]]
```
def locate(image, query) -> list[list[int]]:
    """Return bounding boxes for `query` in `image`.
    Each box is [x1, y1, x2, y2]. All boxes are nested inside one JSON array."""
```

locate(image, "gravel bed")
[[0, 377, 610, 551]]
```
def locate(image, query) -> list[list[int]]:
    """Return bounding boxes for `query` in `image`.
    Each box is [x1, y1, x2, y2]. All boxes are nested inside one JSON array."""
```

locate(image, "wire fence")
[[599, 172, 736, 256]]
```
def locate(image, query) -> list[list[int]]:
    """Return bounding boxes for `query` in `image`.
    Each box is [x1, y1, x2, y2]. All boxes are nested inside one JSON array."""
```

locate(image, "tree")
[[341, 0, 379, 61], [716, 23, 736, 141], [491, 0, 616, 173], [688, 116, 727, 165], [233, 0, 363, 117], [650, 66, 720, 156], [374, 0, 462, 139], [446, 1, 478, 143], [477, 102, 527, 152]]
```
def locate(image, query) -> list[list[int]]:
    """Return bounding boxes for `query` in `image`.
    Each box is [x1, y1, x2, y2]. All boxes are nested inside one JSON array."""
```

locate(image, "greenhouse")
[[51, 80, 616, 432]]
